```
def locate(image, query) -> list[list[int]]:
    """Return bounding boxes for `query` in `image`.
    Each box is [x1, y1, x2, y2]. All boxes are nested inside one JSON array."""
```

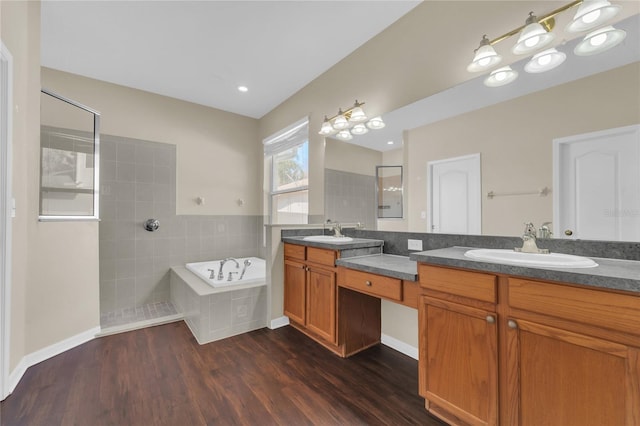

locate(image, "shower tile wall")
[[325, 168, 377, 229], [99, 135, 263, 319]]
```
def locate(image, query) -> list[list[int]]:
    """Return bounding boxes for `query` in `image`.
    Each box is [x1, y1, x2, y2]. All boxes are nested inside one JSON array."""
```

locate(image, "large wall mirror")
[[322, 13, 640, 242]]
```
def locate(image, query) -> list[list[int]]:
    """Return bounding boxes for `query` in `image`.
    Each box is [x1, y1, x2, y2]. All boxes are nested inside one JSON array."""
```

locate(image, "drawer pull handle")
[[365, 280, 372, 286], [508, 320, 518, 329], [486, 315, 495, 324]]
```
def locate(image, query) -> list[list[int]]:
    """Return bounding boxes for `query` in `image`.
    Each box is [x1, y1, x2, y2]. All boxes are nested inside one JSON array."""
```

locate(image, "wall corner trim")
[[5, 326, 99, 399], [381, 333, 418, 360], [269, 316, 289, 329]]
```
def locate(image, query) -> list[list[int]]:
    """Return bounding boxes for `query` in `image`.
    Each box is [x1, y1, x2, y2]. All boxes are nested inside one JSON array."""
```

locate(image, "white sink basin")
[[303, 235, 354, 243], [464, 249, 598, 268]]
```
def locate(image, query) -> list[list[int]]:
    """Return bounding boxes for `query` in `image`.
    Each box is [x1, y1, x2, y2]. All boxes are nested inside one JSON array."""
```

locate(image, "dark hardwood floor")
[[1, 322, 447, 426]]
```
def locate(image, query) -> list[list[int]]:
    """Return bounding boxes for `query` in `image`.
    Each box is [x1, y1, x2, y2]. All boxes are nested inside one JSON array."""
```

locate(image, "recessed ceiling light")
[[387, 141, 394, 145], [237, 86, 248, 93]]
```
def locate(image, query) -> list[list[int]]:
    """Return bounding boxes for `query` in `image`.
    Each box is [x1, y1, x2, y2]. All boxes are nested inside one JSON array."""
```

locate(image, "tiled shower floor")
[[100, 301, 181, 330]]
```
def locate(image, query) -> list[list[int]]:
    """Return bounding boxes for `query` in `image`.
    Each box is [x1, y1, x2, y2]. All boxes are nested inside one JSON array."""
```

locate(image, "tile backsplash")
[[99, 135, 263, 320]]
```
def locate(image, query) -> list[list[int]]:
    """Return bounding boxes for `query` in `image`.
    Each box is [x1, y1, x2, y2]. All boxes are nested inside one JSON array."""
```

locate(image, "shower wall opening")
[[98, 135, 263, 332]]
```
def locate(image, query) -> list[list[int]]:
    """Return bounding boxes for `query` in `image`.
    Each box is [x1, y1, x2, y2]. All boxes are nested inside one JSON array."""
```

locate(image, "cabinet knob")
[[508, 320, 518, 329], [485, 315, 495, 324], [365, 280, 372, 286]]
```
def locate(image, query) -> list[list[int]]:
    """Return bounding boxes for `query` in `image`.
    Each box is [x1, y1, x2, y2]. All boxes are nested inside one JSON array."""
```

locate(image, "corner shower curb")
[[96, 313, 185, 338]]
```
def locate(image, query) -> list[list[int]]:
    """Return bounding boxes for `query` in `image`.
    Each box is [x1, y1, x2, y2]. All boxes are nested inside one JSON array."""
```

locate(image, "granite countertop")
[[282, 236, 384, 250], [410, 246, 640, 294], [335, 254, 418, 281]]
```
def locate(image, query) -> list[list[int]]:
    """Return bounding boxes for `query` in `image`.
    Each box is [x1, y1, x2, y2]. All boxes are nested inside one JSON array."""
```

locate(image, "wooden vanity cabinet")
[[284, 244, 337, 344], [418, 263, 640, 426], [418, 265, 499, 426], [283, 243, 380, 357], [505, 278, 640, 426]]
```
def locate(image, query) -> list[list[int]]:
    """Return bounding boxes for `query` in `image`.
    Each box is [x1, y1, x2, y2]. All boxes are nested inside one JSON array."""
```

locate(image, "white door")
[[553, 124, 640, 241], [428, 153, 481, 234]]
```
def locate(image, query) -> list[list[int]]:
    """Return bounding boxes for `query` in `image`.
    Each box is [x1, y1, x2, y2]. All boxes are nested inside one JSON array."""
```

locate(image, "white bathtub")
[[185, 257, 266, 288]]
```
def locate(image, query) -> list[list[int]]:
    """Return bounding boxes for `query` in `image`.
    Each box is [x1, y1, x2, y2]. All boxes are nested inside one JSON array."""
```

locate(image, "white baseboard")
[[6, 326, 99, 398], [381, 333, 418, 360], [269, 316, 289, 329]]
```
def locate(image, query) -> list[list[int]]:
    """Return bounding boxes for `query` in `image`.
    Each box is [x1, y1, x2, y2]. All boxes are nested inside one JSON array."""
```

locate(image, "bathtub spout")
[[218, 257, 240, 281]]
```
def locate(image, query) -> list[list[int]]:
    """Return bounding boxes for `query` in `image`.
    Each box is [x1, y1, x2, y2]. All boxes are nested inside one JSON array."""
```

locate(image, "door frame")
[[427, 153, 482, 234], [0, 41, 14, 400], [553, 124, 640, 239]]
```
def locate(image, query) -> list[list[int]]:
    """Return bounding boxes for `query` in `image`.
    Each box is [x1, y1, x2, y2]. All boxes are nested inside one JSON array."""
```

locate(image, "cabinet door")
[[506, 318, 640, 426], [306, 266, 337, 345], [284, 259, 306, 325], [419, 296, 498, 426]]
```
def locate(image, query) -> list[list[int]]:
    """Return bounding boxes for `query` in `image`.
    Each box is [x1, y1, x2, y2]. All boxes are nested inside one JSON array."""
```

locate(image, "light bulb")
[[332, 112, 349, 130], [484, 66, 518, 87], [566, 0, 621, 33], [351, 123, 369, 135], [524, 48, 566, 73], [366, 116, 386, 130], [574, 26, 626, 56]]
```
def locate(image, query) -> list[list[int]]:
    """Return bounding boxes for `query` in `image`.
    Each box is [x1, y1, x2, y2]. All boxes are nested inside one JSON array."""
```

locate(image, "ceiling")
[[40, 0, 421, 119]]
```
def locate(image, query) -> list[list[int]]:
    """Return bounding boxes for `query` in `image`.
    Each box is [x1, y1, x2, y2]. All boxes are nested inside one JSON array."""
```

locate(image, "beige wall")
[[2, 0, 30, 373], [42, 68, 261, 216], [1, 1, 100, 367], [406, 63, 640, 236]]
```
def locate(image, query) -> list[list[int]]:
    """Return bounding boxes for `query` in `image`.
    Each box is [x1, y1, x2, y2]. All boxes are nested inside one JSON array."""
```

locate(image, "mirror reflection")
[[325, 13, 640, 242], [376, 166, 403, 219]]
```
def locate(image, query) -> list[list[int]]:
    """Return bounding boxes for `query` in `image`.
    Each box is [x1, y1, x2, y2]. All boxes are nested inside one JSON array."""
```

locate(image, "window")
[[264, 118, 309, 224], [39, 89, 100, 220]]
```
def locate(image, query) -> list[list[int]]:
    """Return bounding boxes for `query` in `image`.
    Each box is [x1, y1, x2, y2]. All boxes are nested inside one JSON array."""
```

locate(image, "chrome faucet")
[[515, 222, 549, 254], [538, 222, 553, 239], [325, 219, 343, 237], [218, 257, 240, 280], [332, 223, 343, 237]]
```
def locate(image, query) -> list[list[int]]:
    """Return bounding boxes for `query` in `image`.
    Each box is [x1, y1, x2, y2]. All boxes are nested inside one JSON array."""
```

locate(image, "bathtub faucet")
[[218, 257, 240, 280]]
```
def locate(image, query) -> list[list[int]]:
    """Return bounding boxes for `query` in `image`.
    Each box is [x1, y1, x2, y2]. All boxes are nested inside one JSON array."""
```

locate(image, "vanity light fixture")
[[237, 85, 249, 92], [574, 25, 626, 55], [366, 116, 386, 130], [350, 123, 369, 135], [524, 48, 567, 73], [318, 100, 386, 138], [467, 0, 626, 88], [512, 12, 556, 55], [467, 35, 502, 72], [335, 130, 353, 141], [566, 0, 621, 33], [484, 66, 519, 87]]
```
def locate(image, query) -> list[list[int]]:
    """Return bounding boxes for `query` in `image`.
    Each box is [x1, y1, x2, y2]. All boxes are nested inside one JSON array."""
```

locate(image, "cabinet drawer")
[[509, 278, 640, 336], [339, 267, 402, 301], [419, 264, 497, 304], [284, 243, 305, 261], [307, 247, 337, 267]]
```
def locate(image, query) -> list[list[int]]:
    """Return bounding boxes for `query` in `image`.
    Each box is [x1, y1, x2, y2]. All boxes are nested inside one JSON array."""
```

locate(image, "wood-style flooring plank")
[[0, 322, 447, 426]]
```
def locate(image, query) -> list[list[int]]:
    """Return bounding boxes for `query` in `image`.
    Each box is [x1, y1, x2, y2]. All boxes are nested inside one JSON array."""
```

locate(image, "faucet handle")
[[523, 222, 536, 236]]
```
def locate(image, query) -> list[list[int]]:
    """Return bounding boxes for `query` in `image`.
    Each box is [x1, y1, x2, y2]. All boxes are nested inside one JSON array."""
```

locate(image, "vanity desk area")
[[281, 232, 640, 426], [281, 236, 419, 357]]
